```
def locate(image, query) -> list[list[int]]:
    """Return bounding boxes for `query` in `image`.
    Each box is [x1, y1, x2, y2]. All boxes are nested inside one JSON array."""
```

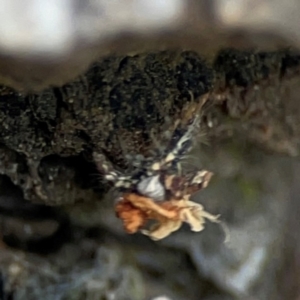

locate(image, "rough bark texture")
[[0, 49, 299, 205]]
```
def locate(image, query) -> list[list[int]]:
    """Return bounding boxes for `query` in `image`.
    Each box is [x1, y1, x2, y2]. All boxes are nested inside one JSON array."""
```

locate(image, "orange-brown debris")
[[115, 192, 219, 240]]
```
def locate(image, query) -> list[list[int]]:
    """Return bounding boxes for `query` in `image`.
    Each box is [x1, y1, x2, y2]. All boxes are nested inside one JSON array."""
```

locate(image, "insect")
[[93, 93, 219, 240]]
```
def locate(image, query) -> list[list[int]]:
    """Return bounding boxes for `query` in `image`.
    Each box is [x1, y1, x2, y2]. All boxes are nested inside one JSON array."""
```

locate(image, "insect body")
[[93, 94, 219, 240]]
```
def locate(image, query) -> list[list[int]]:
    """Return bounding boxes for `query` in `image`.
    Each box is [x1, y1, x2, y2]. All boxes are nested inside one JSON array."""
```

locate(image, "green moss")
[[235, 177, 261, 208]]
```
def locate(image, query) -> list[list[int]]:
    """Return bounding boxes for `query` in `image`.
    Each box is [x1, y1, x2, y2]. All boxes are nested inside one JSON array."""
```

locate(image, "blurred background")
[[0, 1, 300, 299]]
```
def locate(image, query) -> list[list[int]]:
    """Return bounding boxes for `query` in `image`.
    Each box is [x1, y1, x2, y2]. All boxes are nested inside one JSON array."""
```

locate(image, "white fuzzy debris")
[[137, 175, 165, 201]]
